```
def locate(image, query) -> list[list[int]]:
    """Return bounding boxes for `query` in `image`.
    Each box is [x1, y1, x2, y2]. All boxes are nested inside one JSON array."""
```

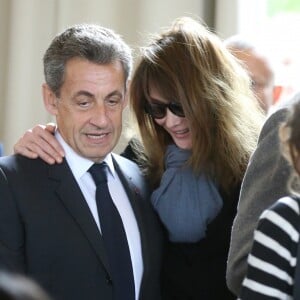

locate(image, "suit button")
[[106, 276, 113, 285]]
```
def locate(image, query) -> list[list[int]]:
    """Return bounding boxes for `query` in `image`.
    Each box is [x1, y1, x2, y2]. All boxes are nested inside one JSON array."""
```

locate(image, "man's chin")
[[81, 146, 115, 161]]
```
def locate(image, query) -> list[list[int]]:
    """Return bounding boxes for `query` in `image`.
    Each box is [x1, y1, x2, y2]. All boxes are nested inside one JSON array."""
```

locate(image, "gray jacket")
[[226, 93, 300, 296]]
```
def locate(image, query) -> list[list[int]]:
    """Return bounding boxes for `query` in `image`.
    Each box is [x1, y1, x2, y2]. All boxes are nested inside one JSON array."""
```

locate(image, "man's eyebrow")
[[71, 90, 124, 100], [104, 90, 123, 99], [73, 91, 94, 98]]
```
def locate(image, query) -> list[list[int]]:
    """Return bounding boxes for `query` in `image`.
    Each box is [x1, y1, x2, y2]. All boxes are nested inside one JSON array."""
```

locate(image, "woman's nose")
[[164, 108, 181, 128]]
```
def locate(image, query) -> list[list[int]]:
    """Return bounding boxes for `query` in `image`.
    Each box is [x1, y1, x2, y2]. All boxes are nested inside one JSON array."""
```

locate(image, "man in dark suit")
[[0, 24, 164, 300]]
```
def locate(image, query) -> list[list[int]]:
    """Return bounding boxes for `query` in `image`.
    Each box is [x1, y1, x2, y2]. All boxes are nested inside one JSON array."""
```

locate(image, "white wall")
[[214, 0, 239, 38]]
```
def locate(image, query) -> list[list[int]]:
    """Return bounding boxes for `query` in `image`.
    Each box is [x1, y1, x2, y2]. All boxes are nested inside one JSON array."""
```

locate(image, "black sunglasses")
[[145, 101, 185, 119]]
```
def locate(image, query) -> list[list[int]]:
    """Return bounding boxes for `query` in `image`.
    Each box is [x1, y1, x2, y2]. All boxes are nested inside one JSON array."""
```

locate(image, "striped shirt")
[[240, 196, 300, 300]]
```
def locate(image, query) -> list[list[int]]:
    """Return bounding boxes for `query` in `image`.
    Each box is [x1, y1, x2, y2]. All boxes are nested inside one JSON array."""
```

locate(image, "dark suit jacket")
[[0, 154, 164, 300]]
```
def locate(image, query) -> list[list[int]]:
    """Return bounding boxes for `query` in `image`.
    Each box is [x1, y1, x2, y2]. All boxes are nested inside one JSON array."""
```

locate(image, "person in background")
[[0, 23, 164, 300], [13, 17, 264, 299], [226, 91, 300, 297], [0, 270, 52, 300], [224, 35, 278, 114], [239, 96, 300, 299]]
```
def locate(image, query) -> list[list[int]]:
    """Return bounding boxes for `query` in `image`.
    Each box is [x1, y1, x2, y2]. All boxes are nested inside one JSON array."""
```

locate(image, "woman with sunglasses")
[[128, 17, 263, 299], [14, 17, 263, 299]]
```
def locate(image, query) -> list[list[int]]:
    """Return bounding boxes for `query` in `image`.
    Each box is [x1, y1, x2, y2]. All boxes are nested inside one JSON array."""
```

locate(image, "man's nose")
[[90, 103, 109, 126]]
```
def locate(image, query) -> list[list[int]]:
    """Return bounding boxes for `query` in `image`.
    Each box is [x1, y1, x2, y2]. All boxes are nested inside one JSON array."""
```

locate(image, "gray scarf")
[[151, 144, 223, 242]]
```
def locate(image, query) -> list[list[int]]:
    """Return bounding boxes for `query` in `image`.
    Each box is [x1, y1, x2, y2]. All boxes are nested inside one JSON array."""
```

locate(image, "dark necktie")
[[89, 163, 135, 300]]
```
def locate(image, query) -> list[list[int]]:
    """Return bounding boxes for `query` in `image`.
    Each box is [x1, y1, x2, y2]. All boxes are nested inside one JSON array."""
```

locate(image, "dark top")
[[161, 184, 240, 300]]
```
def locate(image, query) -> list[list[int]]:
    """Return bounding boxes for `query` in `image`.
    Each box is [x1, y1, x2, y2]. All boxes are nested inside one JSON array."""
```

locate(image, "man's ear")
[[42, 83, 58, 116]]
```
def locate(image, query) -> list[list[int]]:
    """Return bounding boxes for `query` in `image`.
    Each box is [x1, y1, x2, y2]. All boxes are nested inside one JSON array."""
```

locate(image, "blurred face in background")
[[233, 49, 274, 113]]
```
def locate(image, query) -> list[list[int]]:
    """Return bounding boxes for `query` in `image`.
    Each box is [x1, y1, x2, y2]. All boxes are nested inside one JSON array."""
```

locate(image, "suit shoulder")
[[0, 155, 48, 175], [112, 153, 141, 173], [112, 153, 149, 195], [0, 155, 24, 170]]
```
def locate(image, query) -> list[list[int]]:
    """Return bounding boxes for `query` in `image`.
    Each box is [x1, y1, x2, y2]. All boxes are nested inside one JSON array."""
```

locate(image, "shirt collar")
[[55, 131, 116, 180]]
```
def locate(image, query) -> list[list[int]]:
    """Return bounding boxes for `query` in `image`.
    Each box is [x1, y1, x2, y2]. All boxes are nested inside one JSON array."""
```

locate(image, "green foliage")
[[267, 0, 300, 16]]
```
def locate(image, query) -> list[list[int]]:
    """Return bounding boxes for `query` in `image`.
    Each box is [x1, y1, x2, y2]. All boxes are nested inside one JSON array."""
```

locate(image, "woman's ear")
[[42, 83, 58, 116]]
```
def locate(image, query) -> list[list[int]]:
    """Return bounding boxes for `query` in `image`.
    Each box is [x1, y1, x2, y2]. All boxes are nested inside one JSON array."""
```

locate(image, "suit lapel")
[[47, 160, 111, 273]]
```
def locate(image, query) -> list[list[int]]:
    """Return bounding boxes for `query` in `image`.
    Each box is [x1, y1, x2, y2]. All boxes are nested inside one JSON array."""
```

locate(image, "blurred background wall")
[[0, 0, 299, 155], [0, 0, 243, 154]]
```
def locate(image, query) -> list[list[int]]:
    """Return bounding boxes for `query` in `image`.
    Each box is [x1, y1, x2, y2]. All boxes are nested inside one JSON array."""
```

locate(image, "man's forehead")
[[63, 58, 126, 89]]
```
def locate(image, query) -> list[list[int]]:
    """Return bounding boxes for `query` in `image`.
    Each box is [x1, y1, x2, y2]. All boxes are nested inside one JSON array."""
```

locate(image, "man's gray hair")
[[43, 23, 132, 96]]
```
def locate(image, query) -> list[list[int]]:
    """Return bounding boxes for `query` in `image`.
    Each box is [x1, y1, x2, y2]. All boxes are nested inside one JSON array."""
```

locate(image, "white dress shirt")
[[55, 132, 143, 299]]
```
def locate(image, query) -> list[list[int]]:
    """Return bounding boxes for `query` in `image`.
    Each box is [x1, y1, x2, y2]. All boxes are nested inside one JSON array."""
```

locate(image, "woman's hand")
[[14, 123, 65, 164]]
